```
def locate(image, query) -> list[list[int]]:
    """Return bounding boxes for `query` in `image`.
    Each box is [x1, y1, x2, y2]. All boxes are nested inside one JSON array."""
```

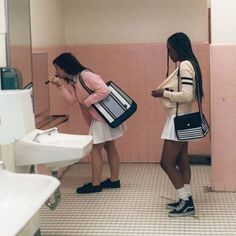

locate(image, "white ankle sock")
[[184, 184, 191, 197], [176, 187, 189, 201]]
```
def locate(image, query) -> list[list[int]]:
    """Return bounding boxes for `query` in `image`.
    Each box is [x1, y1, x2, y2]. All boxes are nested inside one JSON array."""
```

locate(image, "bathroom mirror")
[[5, 0, 33, 88]]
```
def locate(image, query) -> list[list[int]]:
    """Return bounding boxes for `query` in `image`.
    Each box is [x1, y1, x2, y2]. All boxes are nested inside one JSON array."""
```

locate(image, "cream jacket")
[[158, 60, 196, 116]]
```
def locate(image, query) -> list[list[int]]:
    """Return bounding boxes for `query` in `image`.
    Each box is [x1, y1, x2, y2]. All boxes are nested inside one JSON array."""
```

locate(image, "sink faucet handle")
[[49, 127, 58, 132], [40, 127, 58, 134], [33, 127, 58, 142], [48, 127, 58, 135]]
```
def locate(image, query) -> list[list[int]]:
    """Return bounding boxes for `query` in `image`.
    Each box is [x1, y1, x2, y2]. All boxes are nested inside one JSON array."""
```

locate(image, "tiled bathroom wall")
[[32, 52, 50, 118], [32, 43, 211, 162], [0, 33, 6, 67], [10, 45, 32, 86], [210, 44, 236, 191]]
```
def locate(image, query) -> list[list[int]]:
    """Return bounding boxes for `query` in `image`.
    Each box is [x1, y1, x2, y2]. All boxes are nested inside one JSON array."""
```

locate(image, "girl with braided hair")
[[151, 32, 204, 217]]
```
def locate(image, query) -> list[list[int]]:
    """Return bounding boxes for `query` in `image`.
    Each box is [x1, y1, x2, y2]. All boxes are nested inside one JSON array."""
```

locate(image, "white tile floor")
[[40, 163, 236, 236]]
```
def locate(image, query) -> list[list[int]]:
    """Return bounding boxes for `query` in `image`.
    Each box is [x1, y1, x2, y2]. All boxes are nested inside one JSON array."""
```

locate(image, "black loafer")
[[101, 178, 120, 189], [76, 183, 102, 194]]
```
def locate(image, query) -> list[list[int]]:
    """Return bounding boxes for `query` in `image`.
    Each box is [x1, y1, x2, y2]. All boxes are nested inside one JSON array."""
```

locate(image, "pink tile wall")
[[10, 45, 32, 87], [32, 52, 50, 117], [33, 47, 70, 116], [210, 45, 236, 191], [33, 43, 210, 163]]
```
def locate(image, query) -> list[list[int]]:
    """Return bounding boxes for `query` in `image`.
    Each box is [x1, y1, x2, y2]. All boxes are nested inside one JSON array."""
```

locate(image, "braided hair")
[[167, 32, 204, 102]]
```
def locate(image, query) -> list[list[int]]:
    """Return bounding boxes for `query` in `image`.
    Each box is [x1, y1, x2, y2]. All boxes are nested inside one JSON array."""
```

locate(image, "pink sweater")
[[57, 70, 110, 124]]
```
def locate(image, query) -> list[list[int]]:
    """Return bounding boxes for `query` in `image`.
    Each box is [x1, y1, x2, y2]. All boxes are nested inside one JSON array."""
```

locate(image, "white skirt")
[[161, 114, 200, 142], [161, 115, 179, 141], [89, 120, 127, 144]]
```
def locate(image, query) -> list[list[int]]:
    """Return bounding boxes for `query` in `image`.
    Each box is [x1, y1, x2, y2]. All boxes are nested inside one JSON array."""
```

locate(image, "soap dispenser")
[[0, 67, 23, 89]]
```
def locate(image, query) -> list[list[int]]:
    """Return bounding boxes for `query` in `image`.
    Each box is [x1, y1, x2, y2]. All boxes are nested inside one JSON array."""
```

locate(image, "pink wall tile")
[[33, 43, 211, 163], [33, 46, 69, 116], [210, 44, 236, 191], [10, 45, 32, 87], [32, 52, 50, 116]]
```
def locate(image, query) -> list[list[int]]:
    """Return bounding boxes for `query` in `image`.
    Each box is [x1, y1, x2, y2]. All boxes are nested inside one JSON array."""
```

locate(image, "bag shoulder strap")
[[71, 72, 93, 104], [176, 68, 180, 116], [78, 73, 93, 94]]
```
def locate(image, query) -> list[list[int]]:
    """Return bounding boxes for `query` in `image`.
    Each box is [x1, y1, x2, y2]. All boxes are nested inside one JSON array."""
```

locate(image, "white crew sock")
[[176, 187, 189, 201], [184, 184, 191, 197]]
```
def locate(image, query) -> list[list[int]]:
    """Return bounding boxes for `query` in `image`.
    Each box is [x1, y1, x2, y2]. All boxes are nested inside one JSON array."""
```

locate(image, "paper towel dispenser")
[[0, 67, 23, 90]]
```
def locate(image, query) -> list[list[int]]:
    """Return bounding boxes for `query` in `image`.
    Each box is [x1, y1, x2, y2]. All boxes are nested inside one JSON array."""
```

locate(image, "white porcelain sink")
[[14, 129, 93, 171], [0, 168, 60, 236]]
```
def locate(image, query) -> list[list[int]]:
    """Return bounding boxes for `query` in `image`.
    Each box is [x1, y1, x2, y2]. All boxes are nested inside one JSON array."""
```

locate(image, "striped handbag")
[[174, 111, 209, 140], [78, 75, 137, 128], [174, 68, 210, 141]]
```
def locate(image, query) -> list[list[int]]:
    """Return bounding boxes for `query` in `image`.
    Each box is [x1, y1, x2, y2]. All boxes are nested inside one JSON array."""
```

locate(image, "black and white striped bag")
[[79, 76, 137, 128], [174, 112, 209, 140], [174, 66, 210, 141]]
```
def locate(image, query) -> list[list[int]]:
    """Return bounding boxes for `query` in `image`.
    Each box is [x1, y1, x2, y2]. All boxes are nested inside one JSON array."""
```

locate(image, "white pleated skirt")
[[161, 115, 180, 142], [89, 120, 127, 144], [161, 114, 200, 142]]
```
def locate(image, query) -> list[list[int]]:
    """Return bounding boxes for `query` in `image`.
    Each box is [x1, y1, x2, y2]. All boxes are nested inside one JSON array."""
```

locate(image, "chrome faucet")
[[33, 127, 58, 142]]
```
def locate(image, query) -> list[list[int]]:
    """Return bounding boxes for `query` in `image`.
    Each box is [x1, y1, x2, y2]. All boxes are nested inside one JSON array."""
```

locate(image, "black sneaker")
[[166, 196, 193, 210], [166, 199, 181, 210], [76, 183, 102, 194], [101, 178, 120, 189], [168, 197, 195, 217]]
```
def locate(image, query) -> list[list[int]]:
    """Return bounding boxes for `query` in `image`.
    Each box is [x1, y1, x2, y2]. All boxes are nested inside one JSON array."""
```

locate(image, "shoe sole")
[[77, 190, 102, 194], [101, 186, 120, 189], [168, 210, 195, 217]]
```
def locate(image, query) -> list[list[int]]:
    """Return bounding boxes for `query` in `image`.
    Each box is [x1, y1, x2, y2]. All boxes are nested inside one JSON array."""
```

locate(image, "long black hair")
[[53, 52, 87, 76], [167, 32, 204, 102]]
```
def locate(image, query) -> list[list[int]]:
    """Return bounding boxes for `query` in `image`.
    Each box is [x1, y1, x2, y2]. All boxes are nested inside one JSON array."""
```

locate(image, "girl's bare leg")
[[104, 140, 120, 181], [177, 142, 191, 184], [160, 140, 187, 189], [91, 143, 105, 186]]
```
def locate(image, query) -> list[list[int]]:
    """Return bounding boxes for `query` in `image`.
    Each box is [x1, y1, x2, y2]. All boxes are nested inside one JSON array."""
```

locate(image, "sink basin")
[[0, 169, 60, 236], [14, 129, 93, 171]]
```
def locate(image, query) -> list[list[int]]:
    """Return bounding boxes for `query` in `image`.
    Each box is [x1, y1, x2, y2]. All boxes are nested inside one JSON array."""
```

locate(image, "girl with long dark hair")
[[151, 32, 204, 217], [50, 52, 126, 194]]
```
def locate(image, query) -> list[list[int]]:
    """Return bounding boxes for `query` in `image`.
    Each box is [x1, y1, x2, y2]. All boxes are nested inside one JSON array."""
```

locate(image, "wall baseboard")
[[190, 155, 211, 165]]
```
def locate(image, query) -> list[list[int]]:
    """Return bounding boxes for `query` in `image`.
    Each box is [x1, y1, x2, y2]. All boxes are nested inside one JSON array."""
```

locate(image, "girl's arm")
[[163, 61, 195, 103], [57, 83, 77, 105], [82, 71, 110, 107]]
